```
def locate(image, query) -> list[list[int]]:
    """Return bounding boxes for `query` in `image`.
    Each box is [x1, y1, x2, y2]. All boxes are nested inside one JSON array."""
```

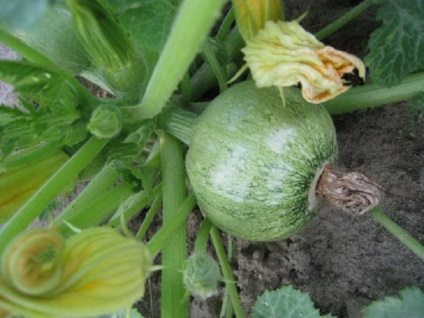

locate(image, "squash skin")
[[186, 81, 338, 241]]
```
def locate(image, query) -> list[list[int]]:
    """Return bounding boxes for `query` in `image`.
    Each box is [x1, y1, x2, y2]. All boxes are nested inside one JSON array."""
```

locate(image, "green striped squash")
[[186, 81, 338, 241]]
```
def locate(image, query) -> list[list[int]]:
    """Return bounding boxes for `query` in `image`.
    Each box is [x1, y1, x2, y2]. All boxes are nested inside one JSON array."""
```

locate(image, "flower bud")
[[232, 0, 283, 41], [242, 20, 366, 103], [0, 227, 152, 317], [183, 253, 221, 299], [88, 105, 122, 138]]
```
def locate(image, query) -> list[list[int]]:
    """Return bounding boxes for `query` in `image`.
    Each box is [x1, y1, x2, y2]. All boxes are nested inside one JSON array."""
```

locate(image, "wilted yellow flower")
[[0, 227, 151, 318], [242, 20, 366, 103], [232, 0, 283, 41]]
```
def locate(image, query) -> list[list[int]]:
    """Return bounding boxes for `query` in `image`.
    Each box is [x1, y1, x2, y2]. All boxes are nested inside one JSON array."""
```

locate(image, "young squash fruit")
[[186, 81, 338, 241]]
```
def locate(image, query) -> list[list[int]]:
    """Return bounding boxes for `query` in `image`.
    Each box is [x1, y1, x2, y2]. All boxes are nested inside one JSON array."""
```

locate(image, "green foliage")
[[365, 0, 424, 87], [0, 60, 89, 158], [12, 4, 91, 75], [363, 287, 424, 318], [0, 0, 50, 30], [251, 286, 335, 318], [100, 0, 177, 53]]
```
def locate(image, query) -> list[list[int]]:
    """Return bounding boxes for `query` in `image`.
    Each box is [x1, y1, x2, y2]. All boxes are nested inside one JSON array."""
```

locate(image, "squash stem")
[[146, 192, 196, 258], [124, 0, 227, 119], [135, 192, 163, 241], [210, 226, 246, 318], [370, 208, 424, 261], [324, 72, 424, 114], [159, 133, 189, 318], [194, 218, 213, 253], [315, 0, 379, 40]]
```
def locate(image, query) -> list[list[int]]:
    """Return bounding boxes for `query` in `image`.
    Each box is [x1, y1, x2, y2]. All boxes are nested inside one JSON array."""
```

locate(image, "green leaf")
[[252, 286, 335, 318], [365, 0, 424, 87], [101, 0, 176, 52], [0, 0, 50, 31], [363, 287, 424, 318], [0, 60, 54, 94], [13, 3, 91, 75]]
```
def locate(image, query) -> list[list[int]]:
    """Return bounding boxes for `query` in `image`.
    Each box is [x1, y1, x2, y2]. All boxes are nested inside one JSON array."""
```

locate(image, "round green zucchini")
[[186, 81, 338, 241]]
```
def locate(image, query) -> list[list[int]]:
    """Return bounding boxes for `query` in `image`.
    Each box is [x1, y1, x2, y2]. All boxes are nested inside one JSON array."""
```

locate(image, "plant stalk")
[[159, 132, 188, 318], [202, 40, 228, 93], [194, 218, 213, 253], [315, 0, 379, 40], [210, 226, 245, 318], [129, 0, 227, 119], [135, 192, 163, 241], [370, 208, 424, 261], [146, 192, 196, 258], [0, 137, 109, 254], [324, 72, 424, 114]]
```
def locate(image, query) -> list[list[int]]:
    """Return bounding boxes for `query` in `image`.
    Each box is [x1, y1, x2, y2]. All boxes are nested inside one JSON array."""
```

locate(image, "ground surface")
[[1, 1, 423, 317]]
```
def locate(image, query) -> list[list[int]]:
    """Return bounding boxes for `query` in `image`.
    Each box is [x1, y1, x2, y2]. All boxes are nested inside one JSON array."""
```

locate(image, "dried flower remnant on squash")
[[0, 227, 152, 318], [242, 20, 366, 103]]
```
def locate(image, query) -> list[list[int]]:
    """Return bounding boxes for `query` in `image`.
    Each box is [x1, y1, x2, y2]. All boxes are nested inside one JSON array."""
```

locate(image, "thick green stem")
[[160, 106, 198, 146], [370, 208, 424, 261], [159, 133, 188, 318], [315, 0, 379, 40], [324, 72, 424, 114], [0, 137, 109, 254], [210, 226, 245, 318], [129, 0, 226, 119]]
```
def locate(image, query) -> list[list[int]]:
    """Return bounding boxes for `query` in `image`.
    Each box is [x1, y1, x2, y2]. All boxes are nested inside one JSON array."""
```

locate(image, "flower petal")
[[243, 20, 366, 103]]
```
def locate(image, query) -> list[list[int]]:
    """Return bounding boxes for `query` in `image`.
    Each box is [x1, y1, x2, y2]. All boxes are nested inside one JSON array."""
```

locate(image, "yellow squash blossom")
[[232, 0, 283, 41], [242, 20, 366, 103], [0, 150, 68, 224], [0, 227, 152, 318]]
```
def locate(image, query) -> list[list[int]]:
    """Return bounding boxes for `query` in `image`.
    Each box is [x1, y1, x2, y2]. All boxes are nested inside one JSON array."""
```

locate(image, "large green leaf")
[[100, 0, 176, 52], [0, 0, 51, 30], [365, 0, 424, 87], [251, 286, 335, 318], [363, 287, 424, 318]]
